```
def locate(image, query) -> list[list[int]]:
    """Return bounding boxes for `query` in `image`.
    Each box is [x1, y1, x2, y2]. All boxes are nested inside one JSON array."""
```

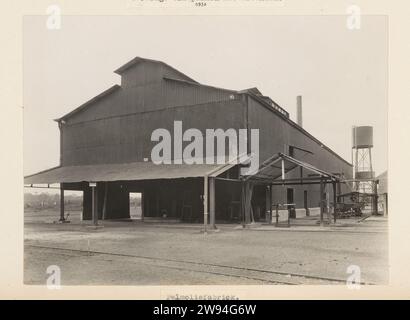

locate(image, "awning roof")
[[241, 153, 341, 183], [24, 162, 222, 185]]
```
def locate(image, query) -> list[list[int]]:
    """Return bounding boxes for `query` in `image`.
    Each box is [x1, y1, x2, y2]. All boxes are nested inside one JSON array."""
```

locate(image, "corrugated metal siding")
[[66, 81, 238, 125], [247, 96, 352, 208], [62, 98, 246, 166], [120, 61, 164, 88], [248, 96, 352, 176]]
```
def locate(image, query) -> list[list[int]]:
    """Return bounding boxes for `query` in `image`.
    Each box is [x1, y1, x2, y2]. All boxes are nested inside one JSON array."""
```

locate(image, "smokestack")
[[297, 95, 303, 127]]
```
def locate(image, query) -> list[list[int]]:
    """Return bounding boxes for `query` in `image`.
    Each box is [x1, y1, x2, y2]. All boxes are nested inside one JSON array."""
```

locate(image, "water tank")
[[355, 171, 375, 179], [352, 126, 373, 148]]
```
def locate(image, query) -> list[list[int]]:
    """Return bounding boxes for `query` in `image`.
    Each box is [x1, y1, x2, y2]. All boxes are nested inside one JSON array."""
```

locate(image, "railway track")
[[26, 244, 365, 285]]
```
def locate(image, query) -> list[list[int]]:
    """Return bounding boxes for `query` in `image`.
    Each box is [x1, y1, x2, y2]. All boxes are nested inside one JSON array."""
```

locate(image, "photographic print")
[[22, 14, 388, 288]]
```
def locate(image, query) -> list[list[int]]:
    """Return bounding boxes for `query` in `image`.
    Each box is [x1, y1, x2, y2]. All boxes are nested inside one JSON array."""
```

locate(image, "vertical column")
[[319, 177, 324, 226], [332, 181, 337, 224], [373, 180, 378, 215], [326, 184, 331, 224], [281, 159, 288, 226], [281, 159, 285, 180], [244, 182, 251, 225], [265, 184, 272, 224], [102, 182, 108, 220], [269, 184, 273, 225], [209, 177, 216, 229], [141, 192, 145, 222], [241, 181, 245, 228], [203, 176, 208, 233], [385, 194, 388, 216], [90, 182, 98, 226], [59, 183, 65, 222]]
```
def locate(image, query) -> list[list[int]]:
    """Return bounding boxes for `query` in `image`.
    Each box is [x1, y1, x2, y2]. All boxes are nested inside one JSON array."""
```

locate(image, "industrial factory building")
[[24, 57, 353, 227]]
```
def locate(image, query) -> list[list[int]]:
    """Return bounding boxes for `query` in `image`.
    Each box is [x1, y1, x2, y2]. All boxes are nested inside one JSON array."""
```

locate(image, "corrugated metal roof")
[[24, 162, 221, 185]]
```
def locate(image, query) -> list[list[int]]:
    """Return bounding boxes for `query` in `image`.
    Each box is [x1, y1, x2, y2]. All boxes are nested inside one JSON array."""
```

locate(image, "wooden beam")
[[333, 182, 337, 224], [270, 181, 333, 186], [281, 159, 285, 180], [243, 181, 252, 224], [102, 182, 108, 220], [91, 184, 98, 226], [214, 177, 241, 183], [320, 178, 324, 226], [265, 185, 270, 224], [203, 176, 208, 233], [59, 184, 65, 222], [141, 192, 145, 222], [327, 184, 331, 224], [253, 176, 334, 184], [373, 181, 378, 215], [269, 184, 273, 225], [209, 177, 216, 229]]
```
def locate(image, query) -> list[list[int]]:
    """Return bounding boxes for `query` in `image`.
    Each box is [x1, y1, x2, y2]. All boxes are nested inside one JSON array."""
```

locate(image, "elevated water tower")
[[352, 126, 374, 193]]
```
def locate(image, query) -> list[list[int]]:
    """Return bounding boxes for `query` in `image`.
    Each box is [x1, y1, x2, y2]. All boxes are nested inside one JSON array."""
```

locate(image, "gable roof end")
[[54, 84, 121, 122], [113, 56, 198, 84]]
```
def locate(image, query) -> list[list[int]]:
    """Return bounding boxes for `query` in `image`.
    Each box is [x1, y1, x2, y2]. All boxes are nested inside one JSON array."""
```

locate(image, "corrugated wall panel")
[[62, 98, 246, 166], [66, 80, 238, 126], [247, 96, 352, 208]]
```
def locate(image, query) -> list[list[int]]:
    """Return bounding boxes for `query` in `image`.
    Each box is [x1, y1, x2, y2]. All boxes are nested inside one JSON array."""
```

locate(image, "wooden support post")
[[241, 181, 245, 228], [373, 180, 378, 215], [265, 185, 270, 223], [102, 182, 108, 220], [244, 182, 251, 225], [319, 177, 324, 226], [209, 177, 216, 229], [59, 184, 65, 222], [203, 176, 208, 233], [287, 206, 290, 228], [91, 183, 98, 226], [141, 192, 145, 222], [281, 158, 287, 227], [327, 185, 331, 224], [385, 194, 388, 216], [269, 184, 273, 224], [281, 159, 285, 180], [275, 204, 279, 227], [333, 181, 337, 224]]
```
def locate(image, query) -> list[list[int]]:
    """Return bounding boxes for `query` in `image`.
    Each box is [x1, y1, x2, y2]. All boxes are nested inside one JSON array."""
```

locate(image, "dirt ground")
[[24, 209, 389, 286]]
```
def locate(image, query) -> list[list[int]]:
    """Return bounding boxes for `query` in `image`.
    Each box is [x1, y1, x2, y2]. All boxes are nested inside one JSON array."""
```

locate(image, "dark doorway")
[[287, 188, 296, 218]]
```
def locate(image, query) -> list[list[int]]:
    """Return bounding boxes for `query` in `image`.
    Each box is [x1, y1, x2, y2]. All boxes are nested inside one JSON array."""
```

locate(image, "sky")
[[23, 15, 388, 177]]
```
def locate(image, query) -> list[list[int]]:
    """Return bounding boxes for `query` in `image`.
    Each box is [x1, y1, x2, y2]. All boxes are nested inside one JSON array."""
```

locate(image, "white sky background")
[[23, 15, 388, 177]]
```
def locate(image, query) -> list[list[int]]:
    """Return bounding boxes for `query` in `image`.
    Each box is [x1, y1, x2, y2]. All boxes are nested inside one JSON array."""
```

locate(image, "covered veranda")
[[24, 153, 347, 230], [207, 153, 346, 229], [24, 161, 235, 227]]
